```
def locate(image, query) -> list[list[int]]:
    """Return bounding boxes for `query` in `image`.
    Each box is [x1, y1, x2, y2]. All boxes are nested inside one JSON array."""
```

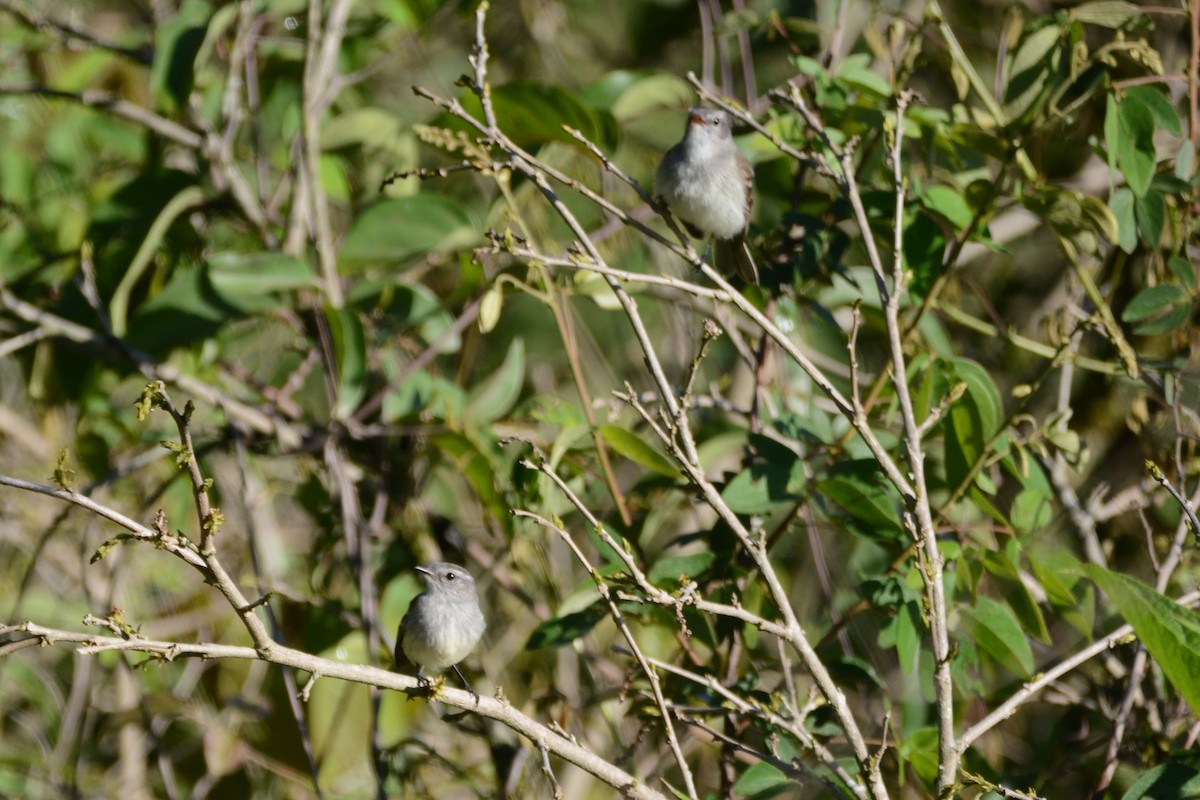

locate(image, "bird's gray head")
[[416, 562, 478, 598], [685, 107, 733, 142]]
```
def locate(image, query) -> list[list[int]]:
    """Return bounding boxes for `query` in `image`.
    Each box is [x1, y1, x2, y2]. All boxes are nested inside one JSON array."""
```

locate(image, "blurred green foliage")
[[2, 0, 1200, 799]]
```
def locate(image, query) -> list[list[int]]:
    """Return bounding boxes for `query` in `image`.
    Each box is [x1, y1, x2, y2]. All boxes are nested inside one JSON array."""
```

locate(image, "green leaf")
[[954, 357, 1002, 437], [835, 53, 890, 98], [382, 370, 463, 423], [339, 196, 478, 268], [982, 550, 1051, 643], [1010, 486, 1053, 535], [1177, 139, 1195, 180], [1109, 187, 1137, 253], [943, 357, 1003, 490], [1122, 284, 1188, 322], [465, 339, 525, 423], [128, 265, 236, 353], [1029, 554, 1078, 608], [525, 602, 606, 649], [733, 761, 791, 797], [1081, 564, 1200, 718], [962, 596, 1035, 677], [904, 213, 946, 299], [1116, 92, 1158, 197], [1004, 24, 1062, 121], [207, 252, 316, 312], [1120, 761, 1200, 800], [1125, 86, 1183, 137], [1134, 189, 1165, 247], [720, 436, 806, 513], [1069, 1, 1148, 27], [819, 460, 905, 540], [460, 82, 618, 150], [1105, 93, 1121, 175], [1134, 301, 1191, 336], [647, 552, 715, 588], [900, 727, 940, 784], [432, 432, 499, 508], [922, 185, 974, 231], [895, 599, 923, 674], [351, 278, 459, 351], [596, 72, 693, 120], [598, 425, 682, 479], [321, 107, 405, 151], [1170, 256, 1198, 292], [325, 305, 367, 418], [149, 0, 210, 112]]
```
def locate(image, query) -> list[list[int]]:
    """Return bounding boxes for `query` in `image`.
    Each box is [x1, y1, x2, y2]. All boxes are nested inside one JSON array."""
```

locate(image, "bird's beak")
[[688, 113, 704, 126], [415, 566, 433, 578]]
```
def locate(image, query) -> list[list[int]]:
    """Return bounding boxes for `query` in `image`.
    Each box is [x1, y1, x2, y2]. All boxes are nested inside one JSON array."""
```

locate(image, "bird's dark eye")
[[445, 572, 456, 580]]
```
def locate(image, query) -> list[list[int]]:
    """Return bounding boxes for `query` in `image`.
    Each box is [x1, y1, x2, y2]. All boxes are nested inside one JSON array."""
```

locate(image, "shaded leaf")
[[1116, 92, 1158, 196], [1109, 187, 1137, 253], [1134, 189, 1165, 247], [1123, 284, 1188, 322], [982, 550, 1051, 643], [721, 436, 806, 513], [647, 552, 715, 587], [962, 596, 1035, 677], [1120, 761, 1200, 800], [460, 82, 618, 150], [819, 460, 904, 540], [208, 252, 316, 313], [325, 305, 367, 418], [1169, 256, 1197, 292], [1125, 86, 1183, 137], [466, 339, 525, 423], [526, 602, 606, 649]]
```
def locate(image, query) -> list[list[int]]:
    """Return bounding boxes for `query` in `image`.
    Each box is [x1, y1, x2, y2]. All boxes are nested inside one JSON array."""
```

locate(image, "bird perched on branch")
[[394, 562, 486, 702], [656, 106, 757, 283]]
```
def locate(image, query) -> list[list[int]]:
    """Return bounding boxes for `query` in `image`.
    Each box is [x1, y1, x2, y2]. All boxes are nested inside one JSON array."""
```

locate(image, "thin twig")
[[0, 85, 202, 148], [0, 620, 670, 800], [0, 1, 153, 63], [513, 499, 699, 799]]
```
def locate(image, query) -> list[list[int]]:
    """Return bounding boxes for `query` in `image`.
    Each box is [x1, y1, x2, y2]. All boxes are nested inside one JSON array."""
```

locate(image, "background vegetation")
[[2, 0, 1200, 798]]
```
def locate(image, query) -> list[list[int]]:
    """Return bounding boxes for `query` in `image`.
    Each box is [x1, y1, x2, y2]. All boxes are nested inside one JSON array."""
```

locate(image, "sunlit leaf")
[[1082, 564, 1200, 717], [1069, 1, 1148, 28], [598, 425, 682, 479]]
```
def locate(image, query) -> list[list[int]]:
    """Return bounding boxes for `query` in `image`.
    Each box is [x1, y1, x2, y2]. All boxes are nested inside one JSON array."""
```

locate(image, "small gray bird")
[[394, 562, 486, 701], [656, 106, 758, 283]]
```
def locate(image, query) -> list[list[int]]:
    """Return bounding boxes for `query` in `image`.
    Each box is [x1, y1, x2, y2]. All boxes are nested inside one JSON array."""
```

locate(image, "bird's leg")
[[452, 664, 480, 705]]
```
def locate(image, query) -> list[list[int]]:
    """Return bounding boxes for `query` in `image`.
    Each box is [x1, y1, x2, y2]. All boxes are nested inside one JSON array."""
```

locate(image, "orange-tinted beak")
[[688, 113, 705, 125]]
